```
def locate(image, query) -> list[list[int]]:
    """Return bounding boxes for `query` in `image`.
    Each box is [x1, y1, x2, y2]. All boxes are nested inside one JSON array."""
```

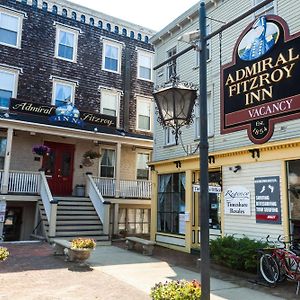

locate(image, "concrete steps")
[[38, 197, 110, 244]]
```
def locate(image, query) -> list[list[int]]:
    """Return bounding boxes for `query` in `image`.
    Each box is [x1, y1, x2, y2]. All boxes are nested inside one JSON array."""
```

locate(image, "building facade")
[[150, 0, 300, 253], [0, 0, 155, 242]]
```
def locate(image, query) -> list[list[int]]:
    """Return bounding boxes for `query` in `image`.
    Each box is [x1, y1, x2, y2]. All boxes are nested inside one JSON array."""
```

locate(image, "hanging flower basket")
[[32, 145, 51, 156], [83, 150, 101, 160]]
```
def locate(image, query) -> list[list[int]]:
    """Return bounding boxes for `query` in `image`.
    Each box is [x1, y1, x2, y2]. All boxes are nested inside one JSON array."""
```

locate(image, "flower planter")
[[68, 248, 92, 266]]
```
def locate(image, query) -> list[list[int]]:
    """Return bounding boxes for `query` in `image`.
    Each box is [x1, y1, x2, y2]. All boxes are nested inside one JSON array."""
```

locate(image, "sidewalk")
[[0, 241, 297, 299]]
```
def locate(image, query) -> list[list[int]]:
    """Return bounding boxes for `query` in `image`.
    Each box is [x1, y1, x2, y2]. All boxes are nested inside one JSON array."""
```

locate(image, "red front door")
[[42, 142, 75, 196]]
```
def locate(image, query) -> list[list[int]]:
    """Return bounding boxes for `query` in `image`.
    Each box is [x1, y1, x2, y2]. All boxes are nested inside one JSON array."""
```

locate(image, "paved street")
[[0, 241, 298, 299]]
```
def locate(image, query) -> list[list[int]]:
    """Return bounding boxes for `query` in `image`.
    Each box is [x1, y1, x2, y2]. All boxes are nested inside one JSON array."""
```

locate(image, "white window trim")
[[137, 49, 154, 82], [51, 78, 76, 106], [0, 7, 25, 49], [100, 88, 121, 127], [195, 90, 214, 139], [253, 0, 277, 17], [55, 24, 79, 63], [135, 151, 151, 181], [164, 127, 176, 146], [166, 45, 177, 81], [102, 39, 122, 74], [0, 66, 19, 110], [99, 146, 116, 178], [136, 95, 153, 132]]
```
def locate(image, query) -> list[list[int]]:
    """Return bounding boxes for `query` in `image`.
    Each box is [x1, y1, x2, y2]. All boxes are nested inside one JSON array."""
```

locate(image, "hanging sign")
[[9, 98, 116, 131], [224, 186, 251, 215], [255, 176, 281, 224], [221, 15, 300, 144]]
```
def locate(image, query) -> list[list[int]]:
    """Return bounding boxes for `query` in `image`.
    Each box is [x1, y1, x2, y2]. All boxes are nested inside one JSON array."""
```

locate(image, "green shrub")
[[210, 235, 268, 273], [150, 280, 201, 300], [0, 247, 9, 261]]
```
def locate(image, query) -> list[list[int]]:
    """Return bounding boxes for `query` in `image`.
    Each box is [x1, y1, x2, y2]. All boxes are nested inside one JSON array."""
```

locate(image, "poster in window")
[[255, 176, 281, 224], [179, 213, 185, 234]]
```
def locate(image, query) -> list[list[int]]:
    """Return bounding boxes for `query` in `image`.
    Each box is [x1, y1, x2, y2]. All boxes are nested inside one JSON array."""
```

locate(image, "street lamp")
[[153, 2, 210, 299]]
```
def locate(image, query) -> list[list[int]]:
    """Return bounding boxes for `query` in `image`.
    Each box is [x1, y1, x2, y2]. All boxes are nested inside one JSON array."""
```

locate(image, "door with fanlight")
[[42, 142, 74, 196]]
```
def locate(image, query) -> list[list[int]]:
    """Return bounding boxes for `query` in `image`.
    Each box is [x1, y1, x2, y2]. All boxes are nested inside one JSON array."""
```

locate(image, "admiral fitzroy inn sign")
[[221, 15, 300, 144]]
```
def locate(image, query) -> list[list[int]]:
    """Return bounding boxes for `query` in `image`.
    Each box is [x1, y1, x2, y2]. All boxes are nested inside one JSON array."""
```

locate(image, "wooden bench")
[[125, 237, 155, 256]]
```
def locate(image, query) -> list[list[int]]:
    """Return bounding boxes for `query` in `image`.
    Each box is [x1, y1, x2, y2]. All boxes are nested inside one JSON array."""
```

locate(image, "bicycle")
[[259, 235, 300, 294]]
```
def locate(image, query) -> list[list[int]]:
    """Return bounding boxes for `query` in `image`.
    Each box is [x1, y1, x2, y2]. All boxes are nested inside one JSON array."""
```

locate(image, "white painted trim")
[[53, 21, 83, 34], [99, 88, 121, 127], [156, 234, 186, 246], [164, 127, 176, 146], [252, 0, 277, 18], [51, 78, 76, 106], [0, 7, 25, 49], [137, 49, 154, 82], [54, 24, 79, 63], [136, 96, 153, 132], [101, 39, 123, 74], [0, 66, 19, 110]]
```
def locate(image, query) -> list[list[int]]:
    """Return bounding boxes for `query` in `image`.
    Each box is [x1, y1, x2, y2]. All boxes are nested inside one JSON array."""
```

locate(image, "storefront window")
[[157, 173, 185, 235], [287, 160, 300, 240]]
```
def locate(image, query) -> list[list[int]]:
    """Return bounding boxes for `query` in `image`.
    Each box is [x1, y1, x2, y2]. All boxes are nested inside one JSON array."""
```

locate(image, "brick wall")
[[0, 0, 154, 137]]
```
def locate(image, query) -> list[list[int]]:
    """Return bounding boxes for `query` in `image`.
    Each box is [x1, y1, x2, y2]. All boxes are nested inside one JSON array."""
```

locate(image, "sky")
[[68, 0, 199, 31]]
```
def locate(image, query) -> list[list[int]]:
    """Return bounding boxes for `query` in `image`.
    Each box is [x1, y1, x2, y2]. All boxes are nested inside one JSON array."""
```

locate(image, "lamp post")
[[153, 1, 273, 299]]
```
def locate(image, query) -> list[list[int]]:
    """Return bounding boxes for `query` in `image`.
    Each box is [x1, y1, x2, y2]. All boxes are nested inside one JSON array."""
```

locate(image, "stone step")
[[55, 220, 102, 225], [53, 230, 104, 236], [54, 233, 109, 240], [51, 225, 103, 231]]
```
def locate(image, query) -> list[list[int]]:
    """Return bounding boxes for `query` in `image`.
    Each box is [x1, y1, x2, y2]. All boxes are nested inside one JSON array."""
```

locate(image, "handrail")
[[39, 171, 57, 237], [86, 174, 110, 235]]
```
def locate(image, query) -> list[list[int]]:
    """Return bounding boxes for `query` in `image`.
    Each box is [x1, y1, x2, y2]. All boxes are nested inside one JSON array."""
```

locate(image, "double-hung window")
[[52, 79, 75, 107], [253, 0, 275, 16], [102, 40, 122, 73], [137, 50, 153, 81], [55, 26, 78, 62], [100, 89, 119, 117], [137, 97, 152, 132], [165, 127, 176, 146], [166, 46, 177, 81], [0, 69, 18, 109], [100, 148, 115, 178], [195, 92, 214, 138], [136, 153, 149, 180], [0, 9, 22, 48]]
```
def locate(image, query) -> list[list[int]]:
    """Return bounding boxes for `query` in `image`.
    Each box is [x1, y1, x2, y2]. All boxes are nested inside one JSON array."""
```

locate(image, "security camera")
[[178, 30, 200, 43], [233, 165, 241, 173]]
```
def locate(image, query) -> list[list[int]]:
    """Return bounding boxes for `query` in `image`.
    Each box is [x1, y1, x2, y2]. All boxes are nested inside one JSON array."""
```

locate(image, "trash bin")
[[75, 185, 85, 197]]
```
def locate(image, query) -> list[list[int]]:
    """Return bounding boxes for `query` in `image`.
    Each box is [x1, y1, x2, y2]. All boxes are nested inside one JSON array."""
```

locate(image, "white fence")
[[1, 171, 41, 194], [92, 176, 151, 199]]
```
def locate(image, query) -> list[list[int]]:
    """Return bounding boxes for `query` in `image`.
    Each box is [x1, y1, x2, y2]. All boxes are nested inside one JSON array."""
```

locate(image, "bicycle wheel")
[[260, 254, 280, 284]]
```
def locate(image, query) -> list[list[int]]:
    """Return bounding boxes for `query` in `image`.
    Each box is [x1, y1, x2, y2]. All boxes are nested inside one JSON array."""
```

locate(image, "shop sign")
[[0, 202, 6, 223], [9, 98, 116, 130], [193, 184, 222, 194], [221, 15, 300, 144], [224, 186, 251, 215], [179, 213, 185, 234], [255, 176, 281, 224]]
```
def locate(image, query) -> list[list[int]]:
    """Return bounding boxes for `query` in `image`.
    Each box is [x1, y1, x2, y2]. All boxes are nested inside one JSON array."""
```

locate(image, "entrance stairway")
[[39, 197, 110, 244]]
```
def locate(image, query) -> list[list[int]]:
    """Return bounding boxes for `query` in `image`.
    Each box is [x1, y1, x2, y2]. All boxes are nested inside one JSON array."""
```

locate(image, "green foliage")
[[83, 150, 101, 159], [150, 280, 201, 300], [0, 247, 9, 261], [71, 238, 96, 250], [210, 235, 268, 273]]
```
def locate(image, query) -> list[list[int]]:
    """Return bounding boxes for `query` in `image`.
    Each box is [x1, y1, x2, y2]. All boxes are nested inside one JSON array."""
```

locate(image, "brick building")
[[0, 0, 155, 242]]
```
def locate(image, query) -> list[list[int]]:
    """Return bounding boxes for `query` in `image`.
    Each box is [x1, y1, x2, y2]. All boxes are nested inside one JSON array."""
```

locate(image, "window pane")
[[0, 28, 17, 46], [101, 149, 115, 178], [0, 90, 12, 108], [138, 115, 150, 130], [55, 83, 72, 106], [58, 45, 74, 60], [139, 66, 151, 80], [103, 108, 116, 116], [140, 54, 151, 68], [101, 92, 117, 116], [137, 153, 149, 180], [138, 101, 150, 116], [0, 71, 14, 91], [0, 13, 18, 32], [59, 31, 74, 47], [105, 57, 118, 71], [105, 45, 118, 59]]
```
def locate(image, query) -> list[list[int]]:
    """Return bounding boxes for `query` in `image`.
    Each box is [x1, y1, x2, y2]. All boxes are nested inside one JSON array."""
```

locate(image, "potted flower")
[[0, 247, 9, 262], [68, 237, 96, 266], [82, 150, 101, 167], [150, 280, 201, 300], [32, 145, 51, 156]]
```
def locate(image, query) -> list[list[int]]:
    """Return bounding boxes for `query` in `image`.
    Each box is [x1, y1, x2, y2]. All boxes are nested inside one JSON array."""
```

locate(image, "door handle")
[[58, 175, 62, 178]]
